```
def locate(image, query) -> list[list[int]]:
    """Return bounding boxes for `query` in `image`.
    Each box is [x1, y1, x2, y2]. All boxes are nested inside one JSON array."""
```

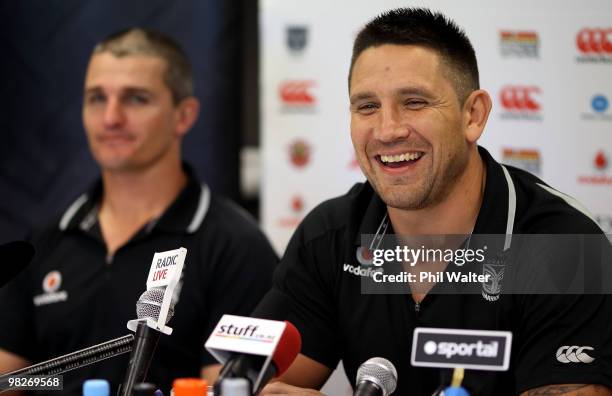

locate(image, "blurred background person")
[[0, 27, 277, 395]]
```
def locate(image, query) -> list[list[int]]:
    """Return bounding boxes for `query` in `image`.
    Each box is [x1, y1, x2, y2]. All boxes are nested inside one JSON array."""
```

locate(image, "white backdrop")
[[261, 0, 612, 254], [260, 0, 612, 391]]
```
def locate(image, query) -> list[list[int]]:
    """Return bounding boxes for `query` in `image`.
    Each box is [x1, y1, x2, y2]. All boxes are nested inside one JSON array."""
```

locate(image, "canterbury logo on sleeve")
[[556, 346, 595, 363]]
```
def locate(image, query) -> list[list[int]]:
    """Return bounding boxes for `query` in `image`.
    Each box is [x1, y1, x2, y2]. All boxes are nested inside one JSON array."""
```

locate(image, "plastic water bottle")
[[82, 379, 110, 396]]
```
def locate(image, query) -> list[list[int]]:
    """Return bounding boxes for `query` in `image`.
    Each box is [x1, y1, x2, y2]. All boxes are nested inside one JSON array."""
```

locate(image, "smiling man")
[[0, 28, 277, 395], [258, 8, 612, 396]]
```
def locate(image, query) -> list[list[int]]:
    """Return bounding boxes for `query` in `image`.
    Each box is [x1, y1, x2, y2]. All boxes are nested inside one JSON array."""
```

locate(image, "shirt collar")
[[58, 164, 210, 235], [353, 146, 510, 245]]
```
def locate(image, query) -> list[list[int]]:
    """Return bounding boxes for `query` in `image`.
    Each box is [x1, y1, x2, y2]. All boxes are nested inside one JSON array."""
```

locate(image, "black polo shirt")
[[0, 166, 278, 395], [256, 147, 612, 395]]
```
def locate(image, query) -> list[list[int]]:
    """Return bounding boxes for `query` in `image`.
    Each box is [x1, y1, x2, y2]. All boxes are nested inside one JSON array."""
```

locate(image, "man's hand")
[[260, 382, 326, 395]]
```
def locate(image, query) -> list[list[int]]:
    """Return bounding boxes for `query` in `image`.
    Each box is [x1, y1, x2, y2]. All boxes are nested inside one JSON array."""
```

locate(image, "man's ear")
[[462, 89, 492, 143], [174, 97, 200, 137]]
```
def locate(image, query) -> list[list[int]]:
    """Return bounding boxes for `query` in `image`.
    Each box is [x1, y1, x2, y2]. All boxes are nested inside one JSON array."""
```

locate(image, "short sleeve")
[[511, 232, 612, 391], [253, 223, 341, 370], [514, 294, 612, 393]]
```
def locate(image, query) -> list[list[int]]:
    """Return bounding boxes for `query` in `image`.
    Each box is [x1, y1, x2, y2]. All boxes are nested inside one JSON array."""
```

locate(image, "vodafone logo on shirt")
[[34, 270, 68, 306], [42, 270, 62, 293]]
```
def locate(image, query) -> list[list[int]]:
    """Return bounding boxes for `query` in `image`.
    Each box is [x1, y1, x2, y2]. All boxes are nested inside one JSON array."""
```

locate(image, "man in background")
[[0, 28, 277, 395]]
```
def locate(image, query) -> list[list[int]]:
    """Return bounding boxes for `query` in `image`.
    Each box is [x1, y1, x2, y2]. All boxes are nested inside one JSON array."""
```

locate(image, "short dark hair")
[[349, 8, 479, 104], [93, 28, 193, 104]]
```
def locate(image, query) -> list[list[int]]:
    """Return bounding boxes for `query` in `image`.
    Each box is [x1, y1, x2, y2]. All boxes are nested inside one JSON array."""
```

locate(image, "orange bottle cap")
[[172, 378, 208, 396]]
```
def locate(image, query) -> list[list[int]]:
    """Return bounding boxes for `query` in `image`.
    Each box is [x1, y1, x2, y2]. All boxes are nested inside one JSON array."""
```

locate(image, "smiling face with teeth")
[[349, 44, 475, 211]]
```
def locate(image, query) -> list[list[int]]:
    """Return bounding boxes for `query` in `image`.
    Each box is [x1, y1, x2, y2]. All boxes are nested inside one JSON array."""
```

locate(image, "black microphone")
[[0, 241, 34, 287], [354, 358, 398, 396], [118, 287, 176, 396]]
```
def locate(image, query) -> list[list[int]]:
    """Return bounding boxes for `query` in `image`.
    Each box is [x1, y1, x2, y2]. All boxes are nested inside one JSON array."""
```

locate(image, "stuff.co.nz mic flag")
[[205, 315, 301, 393]]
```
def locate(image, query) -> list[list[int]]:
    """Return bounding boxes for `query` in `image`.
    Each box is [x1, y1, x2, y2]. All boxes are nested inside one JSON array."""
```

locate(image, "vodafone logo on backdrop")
[[291, 195, 304, 213], [595, 151, 608, 170], [276, 195, 306, 228], [499, 86, 542, 120], [577, 151, 612, 185], [279, 80, 317, 111], [576, 28, 612, 63]]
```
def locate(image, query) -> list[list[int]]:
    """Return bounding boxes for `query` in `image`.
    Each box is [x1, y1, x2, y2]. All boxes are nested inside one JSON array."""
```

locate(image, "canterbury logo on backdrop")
[[576, 28, 612, 54], [500, 86, 541, 111]]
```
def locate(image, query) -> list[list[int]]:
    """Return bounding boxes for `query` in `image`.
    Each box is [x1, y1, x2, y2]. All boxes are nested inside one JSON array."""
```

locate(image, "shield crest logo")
[[481, 250, 508, 302], [287, 26, 308, 52]]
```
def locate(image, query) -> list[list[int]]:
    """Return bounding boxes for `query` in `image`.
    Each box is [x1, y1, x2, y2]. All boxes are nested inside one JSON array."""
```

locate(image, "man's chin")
[[98, 160, 136, 174], [376, 187, 429, 211]]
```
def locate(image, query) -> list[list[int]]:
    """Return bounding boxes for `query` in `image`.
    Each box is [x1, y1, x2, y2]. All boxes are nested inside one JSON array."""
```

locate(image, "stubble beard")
[[367, 145, 469, 211]]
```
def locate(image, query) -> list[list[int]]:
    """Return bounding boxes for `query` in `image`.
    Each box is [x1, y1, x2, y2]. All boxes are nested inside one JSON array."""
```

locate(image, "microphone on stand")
[[354, 357, 398, 396], [0, 247, 187, 395], [118, 287, 178, 396], [119, 247, 187, 396], [212, 318, 302, 395]]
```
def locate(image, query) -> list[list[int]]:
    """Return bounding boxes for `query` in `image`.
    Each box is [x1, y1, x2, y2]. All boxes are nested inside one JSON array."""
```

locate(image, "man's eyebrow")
[[349, 91, 376, 105], [122, 87, 153, 96], [350, 87, 436, 105], [395, 87, 435, 99], [83, 86, 153, 96], [84, 86, 103, 95]]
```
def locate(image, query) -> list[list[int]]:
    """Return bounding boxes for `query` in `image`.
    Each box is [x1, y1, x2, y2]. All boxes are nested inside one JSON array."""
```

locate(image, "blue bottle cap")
[[83, 379, 110, 396], [444, 386, 470, 396]]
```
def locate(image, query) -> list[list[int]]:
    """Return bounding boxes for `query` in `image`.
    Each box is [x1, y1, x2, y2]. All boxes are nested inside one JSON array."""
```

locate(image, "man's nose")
[[103, 99, 126, 128], [374, 105, 409, 143]]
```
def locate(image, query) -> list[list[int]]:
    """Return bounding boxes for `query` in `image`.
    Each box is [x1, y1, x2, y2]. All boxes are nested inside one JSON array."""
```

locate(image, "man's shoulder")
[[202, 193, 272, 241], [28, 193, 90, 246], [506, 165, 602, 234]]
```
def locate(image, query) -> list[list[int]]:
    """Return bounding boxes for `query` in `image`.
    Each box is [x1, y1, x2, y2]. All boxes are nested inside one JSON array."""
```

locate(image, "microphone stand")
[[118, 322, 161, 396]]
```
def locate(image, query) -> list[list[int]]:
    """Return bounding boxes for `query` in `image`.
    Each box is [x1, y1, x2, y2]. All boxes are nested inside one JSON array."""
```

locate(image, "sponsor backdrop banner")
[[261, 0, 612, 255]]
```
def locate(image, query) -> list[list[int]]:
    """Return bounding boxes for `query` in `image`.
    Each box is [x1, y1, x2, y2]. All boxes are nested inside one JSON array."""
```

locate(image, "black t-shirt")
[[255, 147, 612, 395], [0, 167, 278, 395]]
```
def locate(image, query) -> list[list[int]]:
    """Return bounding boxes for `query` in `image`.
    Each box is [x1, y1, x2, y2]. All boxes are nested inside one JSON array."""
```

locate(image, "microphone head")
[[271, 321, 302, 376], [0, 240, 35, 287], [356, 357, 398, 396], [136, 287, 175, 323]]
